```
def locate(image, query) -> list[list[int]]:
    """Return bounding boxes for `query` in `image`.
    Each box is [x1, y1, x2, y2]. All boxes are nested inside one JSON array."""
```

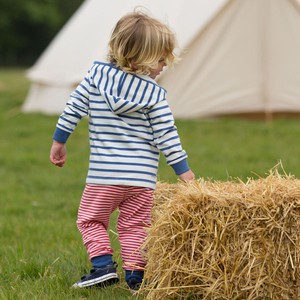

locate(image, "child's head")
[[107, 10, 178, 76]]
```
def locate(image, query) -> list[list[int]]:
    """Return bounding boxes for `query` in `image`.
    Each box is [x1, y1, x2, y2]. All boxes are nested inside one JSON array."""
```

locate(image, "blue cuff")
[[91, 254, 113, 268], [52, 127, 71, 143], [171, 159, 190, 175]]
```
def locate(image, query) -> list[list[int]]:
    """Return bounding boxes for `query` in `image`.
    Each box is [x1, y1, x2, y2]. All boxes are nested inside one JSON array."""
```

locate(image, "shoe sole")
[[72, 273, 119, 288]]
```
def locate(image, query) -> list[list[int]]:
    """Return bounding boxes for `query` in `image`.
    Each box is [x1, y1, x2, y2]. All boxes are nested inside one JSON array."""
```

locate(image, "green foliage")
[[1, 69, 300, 299], [0, 0, 83, 66]]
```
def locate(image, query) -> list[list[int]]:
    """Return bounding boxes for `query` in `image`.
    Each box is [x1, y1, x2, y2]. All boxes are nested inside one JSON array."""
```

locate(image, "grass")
[[1, 69, 300, 299]]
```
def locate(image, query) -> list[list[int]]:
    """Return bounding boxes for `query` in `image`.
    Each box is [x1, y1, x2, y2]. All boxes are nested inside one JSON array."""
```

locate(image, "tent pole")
[[261, 0, 272, 122]]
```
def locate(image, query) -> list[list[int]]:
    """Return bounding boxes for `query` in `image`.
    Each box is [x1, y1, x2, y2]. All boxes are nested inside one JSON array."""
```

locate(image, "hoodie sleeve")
[[147, 99, 190, 175], [52, 72, 91, 143]]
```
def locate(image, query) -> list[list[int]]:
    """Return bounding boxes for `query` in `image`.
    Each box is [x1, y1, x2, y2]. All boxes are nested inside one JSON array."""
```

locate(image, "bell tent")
[[22, 0, 300, 119]]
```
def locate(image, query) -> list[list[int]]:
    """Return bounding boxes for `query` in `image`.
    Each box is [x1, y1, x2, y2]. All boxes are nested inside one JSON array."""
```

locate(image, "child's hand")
[[178, 170, 195, 182], [50, 141, 67, 167]]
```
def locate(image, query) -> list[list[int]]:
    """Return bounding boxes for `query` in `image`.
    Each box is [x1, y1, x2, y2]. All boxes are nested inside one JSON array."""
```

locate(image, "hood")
[[90, 62, 166, 114]]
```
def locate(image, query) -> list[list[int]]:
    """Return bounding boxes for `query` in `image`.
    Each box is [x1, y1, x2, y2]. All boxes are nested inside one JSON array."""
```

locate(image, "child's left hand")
[[50, 141, 67, 167]]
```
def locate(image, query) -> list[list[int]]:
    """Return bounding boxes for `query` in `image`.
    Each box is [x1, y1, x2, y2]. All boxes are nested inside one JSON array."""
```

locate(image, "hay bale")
[[141, 171, 300, 299]]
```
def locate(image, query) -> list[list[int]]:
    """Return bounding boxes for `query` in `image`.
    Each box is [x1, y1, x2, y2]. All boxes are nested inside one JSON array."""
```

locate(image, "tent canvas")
[[23, 0, 300, 119]]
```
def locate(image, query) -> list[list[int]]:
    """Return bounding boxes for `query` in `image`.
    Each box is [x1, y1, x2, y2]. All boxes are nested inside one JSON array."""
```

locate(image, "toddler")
[[50, 10, 195, 290]]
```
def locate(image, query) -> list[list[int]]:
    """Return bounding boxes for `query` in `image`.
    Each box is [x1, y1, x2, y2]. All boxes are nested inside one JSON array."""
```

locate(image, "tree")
[[0, 0, 83, 66]]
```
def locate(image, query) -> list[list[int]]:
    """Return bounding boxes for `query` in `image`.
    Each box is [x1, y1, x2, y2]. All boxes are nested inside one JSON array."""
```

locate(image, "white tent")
[[23, 0, 300, 119]]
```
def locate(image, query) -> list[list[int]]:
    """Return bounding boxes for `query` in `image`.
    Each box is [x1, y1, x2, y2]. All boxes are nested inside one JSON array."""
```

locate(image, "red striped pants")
[[76, 184, 154, 270]]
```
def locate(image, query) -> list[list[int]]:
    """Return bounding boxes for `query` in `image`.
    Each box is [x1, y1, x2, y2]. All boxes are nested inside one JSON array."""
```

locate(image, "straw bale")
[[140, 170, 300, 300]]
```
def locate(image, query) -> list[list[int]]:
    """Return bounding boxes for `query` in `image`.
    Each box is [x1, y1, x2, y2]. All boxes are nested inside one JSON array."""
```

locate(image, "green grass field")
[[1, 69, 300, 299]]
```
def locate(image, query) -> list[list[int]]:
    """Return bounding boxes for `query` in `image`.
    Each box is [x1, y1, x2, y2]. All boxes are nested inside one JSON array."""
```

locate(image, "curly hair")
[[107, 10, 178, 75]]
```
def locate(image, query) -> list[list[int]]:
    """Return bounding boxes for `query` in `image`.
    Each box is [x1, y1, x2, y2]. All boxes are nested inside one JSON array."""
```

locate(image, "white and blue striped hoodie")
[[53, 61, 190, 189]]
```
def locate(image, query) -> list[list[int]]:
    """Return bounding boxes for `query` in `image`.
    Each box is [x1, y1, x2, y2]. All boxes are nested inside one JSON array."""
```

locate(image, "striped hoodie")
[[53, 61, 190, 189]]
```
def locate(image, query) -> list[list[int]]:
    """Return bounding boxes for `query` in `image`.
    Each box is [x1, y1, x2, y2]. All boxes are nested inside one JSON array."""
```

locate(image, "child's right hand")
[[178, 170, 195, 182], [50, 140, 67, 167]]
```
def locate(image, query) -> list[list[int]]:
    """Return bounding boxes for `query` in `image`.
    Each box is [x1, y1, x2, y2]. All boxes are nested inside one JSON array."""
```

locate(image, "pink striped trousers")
[[76, 184, 154, 270]]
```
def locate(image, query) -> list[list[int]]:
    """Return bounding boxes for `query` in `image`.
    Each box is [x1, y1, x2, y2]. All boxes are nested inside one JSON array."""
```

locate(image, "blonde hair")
[[107, 10, 178, 75]]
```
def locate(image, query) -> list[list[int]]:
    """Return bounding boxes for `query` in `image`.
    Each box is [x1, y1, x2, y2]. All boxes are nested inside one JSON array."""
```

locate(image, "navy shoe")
[[125, 270, 144, 290], [127, 277, 142, 290], [72, 262, 119, 288]]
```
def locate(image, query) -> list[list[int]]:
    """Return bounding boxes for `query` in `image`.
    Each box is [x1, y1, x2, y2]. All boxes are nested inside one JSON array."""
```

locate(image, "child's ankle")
[[91, 254, 113, 268]]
